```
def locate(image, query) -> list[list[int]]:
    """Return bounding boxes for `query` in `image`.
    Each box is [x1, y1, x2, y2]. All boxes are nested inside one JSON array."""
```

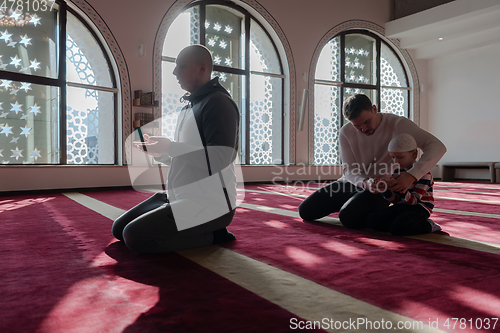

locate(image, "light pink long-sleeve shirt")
[[339, 113, 447, 188]]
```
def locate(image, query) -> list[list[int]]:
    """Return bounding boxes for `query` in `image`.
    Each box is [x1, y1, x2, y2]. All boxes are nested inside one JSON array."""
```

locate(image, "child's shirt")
[[382, 168, 434, 215]]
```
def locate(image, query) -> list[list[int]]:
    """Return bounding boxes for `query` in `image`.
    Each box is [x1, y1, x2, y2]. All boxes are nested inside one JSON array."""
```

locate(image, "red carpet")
[[0, 193, 322, 333], [2, 181, 499, 333], [223, 208, 500, 329]]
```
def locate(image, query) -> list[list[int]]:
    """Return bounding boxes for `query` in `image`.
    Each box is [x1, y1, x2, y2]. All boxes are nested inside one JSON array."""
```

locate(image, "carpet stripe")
[[238, 202, 500, 255], [178, 246, 442, 333], [63, 192, 125, 221], [434, 195, 500, 204], [269, 181, 500, 191], [266, 181, 500, 193], [433, 207, 500, 219], [62, 192, 440, 333], [241, 188, 500, 220], [434, 183, 500, 190], [440, 189, 500, 196]]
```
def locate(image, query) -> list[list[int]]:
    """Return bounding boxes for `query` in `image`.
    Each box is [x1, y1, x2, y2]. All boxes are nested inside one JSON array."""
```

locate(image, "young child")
[[367, 133, 442, 236]]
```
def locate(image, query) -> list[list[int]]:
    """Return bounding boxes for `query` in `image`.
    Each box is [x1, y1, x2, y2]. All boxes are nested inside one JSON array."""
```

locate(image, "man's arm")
[[396, 117, 447, 181], [387, 117, 446, 193]]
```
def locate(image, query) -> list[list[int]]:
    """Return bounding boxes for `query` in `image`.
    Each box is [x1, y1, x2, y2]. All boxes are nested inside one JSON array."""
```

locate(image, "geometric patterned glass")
[[66, 12, 113, 88], [380, 44, 408, 117], [66, 87, 114, 164], [344, 34, 376, 85], [250, 74, 282, 165], [0, 2, 59, 79], [0, 80, 59, 164], [314, 84, 340, 165], [314, 36, 341, 165], [248, 19, 282, 164], [162, 6, 200, 58], [381, 43, 407, 87], [205, 5, 244, 70], [381, 88, 407, 117], [250, 19, 281, 75], [315, 37, 340, 82]]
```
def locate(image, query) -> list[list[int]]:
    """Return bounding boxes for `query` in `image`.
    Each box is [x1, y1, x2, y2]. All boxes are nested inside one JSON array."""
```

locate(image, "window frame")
[[0, 0, 119, 165], [65, 6, 119, 165], [340, 30, 410, 122], [161, 0, 285, 165]]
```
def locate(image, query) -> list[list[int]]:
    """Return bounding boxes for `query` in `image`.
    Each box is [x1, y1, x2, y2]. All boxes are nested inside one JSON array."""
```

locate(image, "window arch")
[[313, 29, 412, 165], [160, 0, 284, 165], [0, 1, 119, 165]]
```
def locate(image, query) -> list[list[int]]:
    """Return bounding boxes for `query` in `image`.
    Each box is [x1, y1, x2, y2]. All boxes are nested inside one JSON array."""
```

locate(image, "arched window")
[[161, 0, 284, 165], [0, 1, 118, 165], [314, 30, 410, 165]]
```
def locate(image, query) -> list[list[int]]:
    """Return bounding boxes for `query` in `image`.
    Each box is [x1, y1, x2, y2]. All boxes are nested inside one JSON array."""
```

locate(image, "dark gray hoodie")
[[157, 77, 240, 221]]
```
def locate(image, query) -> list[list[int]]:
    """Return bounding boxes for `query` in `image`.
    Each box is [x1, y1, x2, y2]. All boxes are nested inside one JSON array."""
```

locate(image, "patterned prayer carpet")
[[1, 181, 499, 333]]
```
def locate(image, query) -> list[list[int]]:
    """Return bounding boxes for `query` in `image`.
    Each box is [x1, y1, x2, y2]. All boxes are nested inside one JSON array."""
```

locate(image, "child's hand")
[[365, 177, 387, 193], [388, 172, 416, 193], [385, 178, 397, 189], [374, 178, 389, 192]]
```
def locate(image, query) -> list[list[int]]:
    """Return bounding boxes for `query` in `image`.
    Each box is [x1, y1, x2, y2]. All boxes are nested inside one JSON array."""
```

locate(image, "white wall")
[[428, 41, 500, 179]]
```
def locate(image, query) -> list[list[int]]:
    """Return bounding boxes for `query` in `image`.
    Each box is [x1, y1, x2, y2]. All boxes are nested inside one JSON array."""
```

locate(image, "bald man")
[[112, 45, 240, 253]]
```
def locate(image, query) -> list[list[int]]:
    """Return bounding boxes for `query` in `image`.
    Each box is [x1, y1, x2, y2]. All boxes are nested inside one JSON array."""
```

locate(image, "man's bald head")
[[173, 45, 214, 93], [178, 45, 213, 72]]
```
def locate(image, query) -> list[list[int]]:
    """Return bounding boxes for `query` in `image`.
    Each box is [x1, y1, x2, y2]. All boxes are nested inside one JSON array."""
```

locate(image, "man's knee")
[[122, 223, 160, 254], [365, 212, 378, 230], [111, 216, 127, 241], [298, 202, 314, 221], [122, 222, 143, 252], [338, 207, 364, 229], [111, 224, 122, 241]]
